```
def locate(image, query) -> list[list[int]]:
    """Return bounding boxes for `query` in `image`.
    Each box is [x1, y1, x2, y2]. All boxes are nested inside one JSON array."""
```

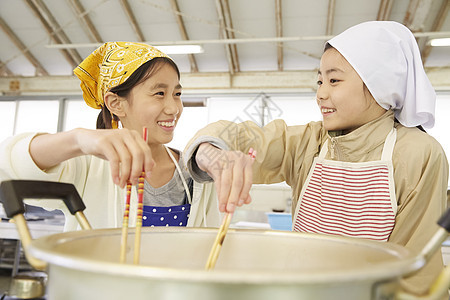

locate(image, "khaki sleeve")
[[389, 131, 449, 296], [183, 119, 324, 188]]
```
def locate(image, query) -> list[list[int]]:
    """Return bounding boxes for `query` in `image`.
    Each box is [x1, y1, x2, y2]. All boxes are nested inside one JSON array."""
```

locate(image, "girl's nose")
[[166, 97, 180, 116], [316, 85, 328, 102]]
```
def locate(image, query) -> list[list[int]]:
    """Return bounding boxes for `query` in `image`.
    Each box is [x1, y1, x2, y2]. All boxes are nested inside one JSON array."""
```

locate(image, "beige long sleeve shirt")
[[184, 110, 449, 296]]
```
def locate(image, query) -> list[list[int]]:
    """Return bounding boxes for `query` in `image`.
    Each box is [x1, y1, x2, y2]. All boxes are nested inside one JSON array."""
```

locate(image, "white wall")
[[428, 93, 450, 168]]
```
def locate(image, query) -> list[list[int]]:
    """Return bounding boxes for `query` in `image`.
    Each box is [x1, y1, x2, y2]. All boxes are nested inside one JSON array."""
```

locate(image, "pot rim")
[[28, 227, 425, 285]]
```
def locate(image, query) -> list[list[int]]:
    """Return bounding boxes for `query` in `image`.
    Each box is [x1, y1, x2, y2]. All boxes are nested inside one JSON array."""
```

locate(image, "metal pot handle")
[[0, 180, 92, 271]]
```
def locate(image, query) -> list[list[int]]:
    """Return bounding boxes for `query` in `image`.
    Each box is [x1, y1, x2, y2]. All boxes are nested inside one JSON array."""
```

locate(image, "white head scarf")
[[328, 21, 436, 129]]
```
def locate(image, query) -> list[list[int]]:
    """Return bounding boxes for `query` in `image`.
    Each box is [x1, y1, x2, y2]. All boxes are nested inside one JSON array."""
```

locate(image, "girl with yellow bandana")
[[0, 42, 221, 230]]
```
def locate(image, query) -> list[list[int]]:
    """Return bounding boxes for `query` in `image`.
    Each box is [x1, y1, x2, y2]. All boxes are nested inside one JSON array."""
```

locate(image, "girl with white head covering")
[[183, 21, 449, 297], [327, 21, 436, 129]]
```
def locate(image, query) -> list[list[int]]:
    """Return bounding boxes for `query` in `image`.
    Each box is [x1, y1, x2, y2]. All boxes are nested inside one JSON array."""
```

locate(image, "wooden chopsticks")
[[205, 148, 256, 270], [134, 127, 148, 264], [205, 212, 233, 270], [119, 127, 148, 264], [119, 181, 132, 263]]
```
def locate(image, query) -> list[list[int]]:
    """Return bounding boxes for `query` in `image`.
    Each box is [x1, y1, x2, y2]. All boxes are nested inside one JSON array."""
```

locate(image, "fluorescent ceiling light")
[[429, 38, 450, 47], [155, 45, 204, 54], [45, 43, 204, 54]]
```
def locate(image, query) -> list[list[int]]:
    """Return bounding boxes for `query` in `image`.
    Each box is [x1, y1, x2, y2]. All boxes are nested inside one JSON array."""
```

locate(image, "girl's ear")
[[104, 92, 126, 117]]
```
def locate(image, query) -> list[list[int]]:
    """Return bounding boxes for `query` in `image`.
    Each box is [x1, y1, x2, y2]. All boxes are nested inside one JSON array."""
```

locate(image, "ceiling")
[[0, 0, 450, 95]]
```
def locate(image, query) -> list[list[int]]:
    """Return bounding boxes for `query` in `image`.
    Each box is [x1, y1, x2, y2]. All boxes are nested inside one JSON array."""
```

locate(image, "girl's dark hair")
[[97, 57, 180, 129], [324, 42, 333, 52]]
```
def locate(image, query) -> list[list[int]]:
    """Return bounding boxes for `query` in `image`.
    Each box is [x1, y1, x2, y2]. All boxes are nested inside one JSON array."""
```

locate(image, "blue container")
[[265, 212, 292, 231]]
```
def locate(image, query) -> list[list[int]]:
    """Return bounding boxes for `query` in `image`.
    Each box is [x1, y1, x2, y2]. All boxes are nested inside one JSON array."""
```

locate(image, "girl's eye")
[[317, 80, 323, 85], [175, 92, 182, 97], [330, 79, 340, 83]]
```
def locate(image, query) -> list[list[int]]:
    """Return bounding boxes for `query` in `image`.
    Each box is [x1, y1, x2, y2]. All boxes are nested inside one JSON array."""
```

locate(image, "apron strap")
[[318, 139, 329, 159], [164, 146, 192, 204], [380, 128, 397, 161]]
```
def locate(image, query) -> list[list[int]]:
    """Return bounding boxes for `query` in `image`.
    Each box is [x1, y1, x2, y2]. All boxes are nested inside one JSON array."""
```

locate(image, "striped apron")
[[293, 128, 397, 241]]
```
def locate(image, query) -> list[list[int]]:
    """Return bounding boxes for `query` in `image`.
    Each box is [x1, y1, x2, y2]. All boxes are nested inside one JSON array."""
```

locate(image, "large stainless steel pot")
[[1, 180, 449, 300]]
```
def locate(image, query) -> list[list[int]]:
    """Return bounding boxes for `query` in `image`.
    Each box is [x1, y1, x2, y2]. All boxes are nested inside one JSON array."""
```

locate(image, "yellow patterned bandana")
[[74, 42, 170, 127]]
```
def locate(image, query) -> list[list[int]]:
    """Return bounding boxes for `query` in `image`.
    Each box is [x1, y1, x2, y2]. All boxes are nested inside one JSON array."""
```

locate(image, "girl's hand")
[[195, 143, 255, 213], [76, 128, 154, 188]]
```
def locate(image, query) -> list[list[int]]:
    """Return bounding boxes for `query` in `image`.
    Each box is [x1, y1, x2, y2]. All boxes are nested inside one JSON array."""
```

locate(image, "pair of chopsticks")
[[119, 181, 132, 263], [120, 127, 148, 264], [205, 148, 256, 270], [205, 212, 233, 270]]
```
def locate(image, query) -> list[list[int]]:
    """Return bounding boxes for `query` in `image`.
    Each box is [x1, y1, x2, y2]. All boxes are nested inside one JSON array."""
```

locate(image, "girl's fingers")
[[226, 156, 246, 212], [219, 165, 233, 212], [196, 144, 256, 212], [112, 141, 133, 187], [213, 173, 222, 208], [104, 148, 121, 186], [238, 150, 255, 206], [97, 129, 153, 188], [122, 133, 146, 184]]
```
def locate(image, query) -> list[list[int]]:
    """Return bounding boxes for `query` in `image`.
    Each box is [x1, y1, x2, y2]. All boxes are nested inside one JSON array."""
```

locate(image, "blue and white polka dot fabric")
[[142, 204, 191, 227]]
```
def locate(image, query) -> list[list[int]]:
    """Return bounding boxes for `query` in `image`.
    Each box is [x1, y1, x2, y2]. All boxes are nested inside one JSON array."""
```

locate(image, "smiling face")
[[317, 47, 386, 134], [119, 63, 183, 145]]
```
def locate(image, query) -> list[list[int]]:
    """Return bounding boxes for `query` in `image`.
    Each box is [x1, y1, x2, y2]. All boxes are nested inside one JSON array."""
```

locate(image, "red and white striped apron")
[[293, 128, 397, 241]]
